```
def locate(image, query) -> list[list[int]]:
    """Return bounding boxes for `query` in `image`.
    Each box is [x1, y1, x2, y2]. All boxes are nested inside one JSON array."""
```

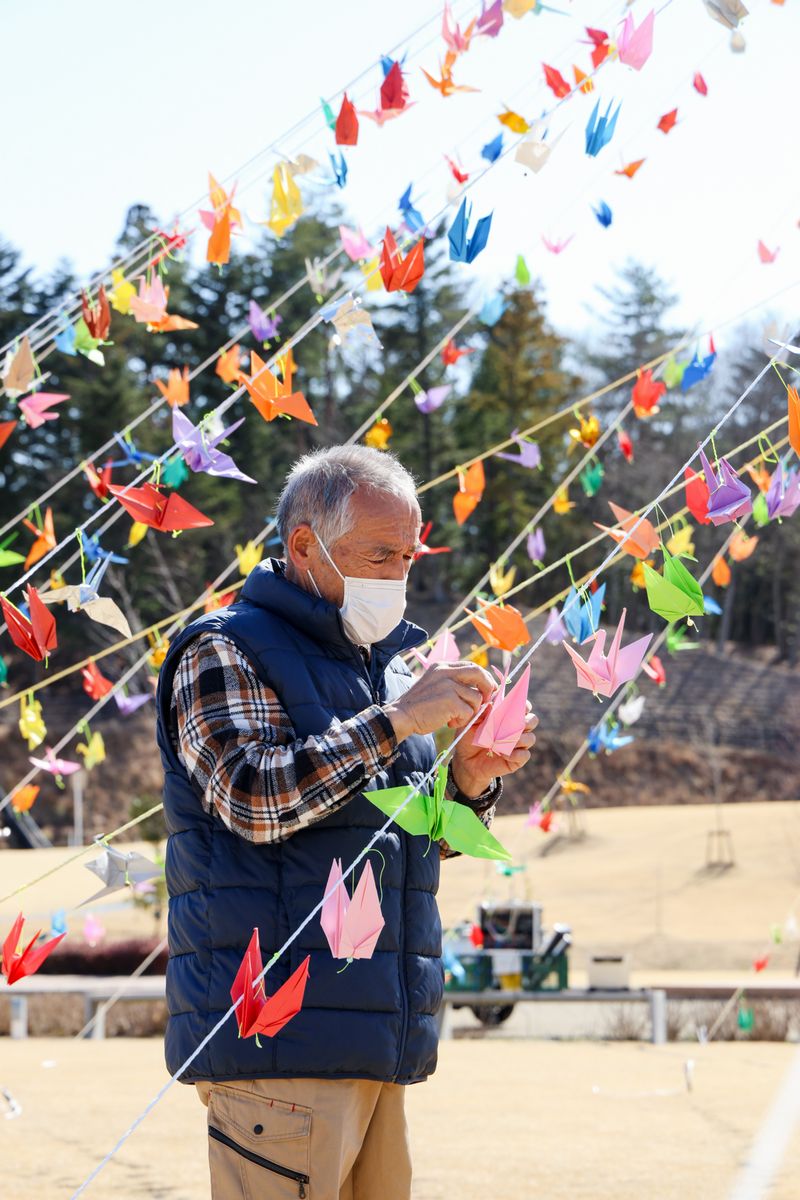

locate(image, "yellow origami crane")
[[127, 521, 149, 549], [108, 269, 136, 315], [554, 486, 575, 515], [665, 523, 695, 559], [77, 730, 106, 771], [147, 631, 170, 670], [19, 694, 46, 751], [364, 418, 393, 450], [360, 257, 384, 293], [568, 412, 601, 450], [265, 164, 304, 238], [236, 540, 264, 577], [489, 561, 517, 598]]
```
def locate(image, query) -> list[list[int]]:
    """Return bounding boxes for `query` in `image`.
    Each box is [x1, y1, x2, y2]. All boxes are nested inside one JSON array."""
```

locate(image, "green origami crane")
[[752, 492, 770, 527], [579, 459, 604, 498], [666, 623, 699, 654], [367, 764, 512, 863], [643, 546, 705, 624], [515, 254, 531, 286]]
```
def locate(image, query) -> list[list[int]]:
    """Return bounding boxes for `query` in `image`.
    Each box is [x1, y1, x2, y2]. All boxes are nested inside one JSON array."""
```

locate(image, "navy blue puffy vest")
[[155, 560, 443, 1085]]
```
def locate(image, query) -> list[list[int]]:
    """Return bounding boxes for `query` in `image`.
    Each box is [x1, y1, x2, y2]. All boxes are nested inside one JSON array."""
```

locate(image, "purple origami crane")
[[766, 463, 800, 520], [115, 691, 152, 716], [172, 409, 256, 485], [544, 607, 567, 644], [414, 385, 451, 415], [475, 0, 504, 38], [248, 299, 282, 344], [698, 448, 752, 525], [497, 429, 541, 469], [527, 528, 546, 563]]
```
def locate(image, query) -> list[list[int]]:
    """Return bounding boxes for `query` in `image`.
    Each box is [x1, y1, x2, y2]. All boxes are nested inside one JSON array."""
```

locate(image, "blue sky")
[[1, 0, 798, 349]]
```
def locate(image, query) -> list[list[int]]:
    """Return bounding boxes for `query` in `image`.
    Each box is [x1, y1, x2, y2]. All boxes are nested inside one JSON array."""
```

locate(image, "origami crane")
[[328, 151, 348, 189], [82, 843, 162, 905], [588, 717, 634, 756], [324, 296, 380, 351], [236, 540, 263, 576], [2, 914, 65, 985], [422, 51, 478, 96], [579, 460, 604, 497], [728, 530, 759, 561], [1, 587, 57, 662], [320, 859, 384, 961], [444, 154, 469, 185], [542, 234, 574, 255], [702, 0, 748, 30], [108, 268, 136, 314], [18, 392, 68, 429], [585, 99, 621, 156], [128, 275, 197, 332], [448, 198, 493, 264], [76, 728, 106, 771], [583, 25, 612, 66], [515, 123, 566, 173], [618, 693, 645, 726], [442, 1, 476, 53], [264, 164, 304, 237], [594, 501, 660, 559], [643, 547, 705, 623], [665, 522, 695, 559], [2, 336, 36, 397], [593, 201, 613, 228], [563, 609, 652, 698], [466, 599, 530, 651], [615, 159, 645, 179], [172, 409, 255, 485], [231, 928, 310, 1041], [42, 555, 132, 638], [414, 384, 451, 414], [81, 287, 111, 341], [11, 784, 40, 812], [525, 802, 556, 834], [642, 654, 666, 685], [379, 228, 424, 293], [339, 226, 375, 262], [658, 108, 678, 134], [703, 594, 723, 615], [568, 412, 600, 449], [28, 748, 81, 786], [109, 482, 214, 533], [199, 174, 242, 265], [544, 607, 567, 643], [788, 386, 800, 457], [693, 72, 708, 95], [697, 448, 752, 524], [239, 350, 317, 426], [115, 690, 152, 717], [479, 292, 506, 325], [527, 528, 546, 563], [18, 695, 46, 749], [81, 660, 114, 701], [359, 60, 412, 123], [475, 0, 504, 37], [517, 255, 530, 283], [712, 554, 731, 587], [472, 665, 531, 755], [666, 623, 700, 653], [617, 9, 655, 70], [84, 459, 114, 501], [335, 93, 359, 145], [553, 486, 574, 514], [481, 132, 504, 162], [397, 185, 427, 236], [489, 561, 516, 598], [562, 583, 606, 643], [543, 63, 570, 99], [411, 629, 460, 669], [617, 428, 633, 462], [23, 506, 56, 569], [681, 342, 716, 391], [413, 522, 451, 561], [498, 430, 541, 469], [0, 419, 16, 451], [453, 461, 485, 524], [368, 764, 511, 861], [248, 300, 282, 345], [632, 368, 666, 417], [766, 463, 800, 520], [497, 106, 529, 134], [0, 535, 24, 568]]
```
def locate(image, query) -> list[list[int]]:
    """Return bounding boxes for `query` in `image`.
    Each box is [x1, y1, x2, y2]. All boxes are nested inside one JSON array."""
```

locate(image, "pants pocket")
[[207, 1083, 311, 1199]]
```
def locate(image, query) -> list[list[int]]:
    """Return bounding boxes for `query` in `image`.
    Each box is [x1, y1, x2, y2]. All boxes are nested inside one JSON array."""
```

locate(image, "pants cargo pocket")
[[207, 1083, 311, 1199]]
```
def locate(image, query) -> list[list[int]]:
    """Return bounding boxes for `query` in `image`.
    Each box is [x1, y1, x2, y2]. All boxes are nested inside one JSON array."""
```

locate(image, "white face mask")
[[309, 536, 407, 647]]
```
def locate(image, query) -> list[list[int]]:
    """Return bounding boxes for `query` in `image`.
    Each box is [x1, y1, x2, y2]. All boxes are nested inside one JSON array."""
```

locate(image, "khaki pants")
[[196, 1077, 412, 1200]]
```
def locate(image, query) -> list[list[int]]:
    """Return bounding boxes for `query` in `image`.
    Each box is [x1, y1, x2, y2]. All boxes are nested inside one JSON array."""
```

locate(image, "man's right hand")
[[384, 662, 497, 742]]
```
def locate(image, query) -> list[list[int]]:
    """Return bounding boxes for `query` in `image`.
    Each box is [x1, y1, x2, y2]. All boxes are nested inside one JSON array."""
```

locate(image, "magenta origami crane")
[[698, 447, 752, 525], [411, 628, 460, 669], [472, 664, 531, 756], [19, 392, 68, 429], [320, 859, 385, 961], [562, 609, 652, 699]]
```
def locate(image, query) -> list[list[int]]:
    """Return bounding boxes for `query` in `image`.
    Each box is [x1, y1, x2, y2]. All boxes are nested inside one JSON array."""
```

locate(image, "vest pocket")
[[207, 1084, 311, 1198]]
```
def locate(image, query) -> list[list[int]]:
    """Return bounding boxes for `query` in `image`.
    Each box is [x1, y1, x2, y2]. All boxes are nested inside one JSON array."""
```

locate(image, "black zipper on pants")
[[209, 1125, 309, 1197]]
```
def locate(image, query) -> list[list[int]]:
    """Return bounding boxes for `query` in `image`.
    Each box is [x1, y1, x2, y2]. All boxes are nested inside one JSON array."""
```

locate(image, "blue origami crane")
[[480, 292, 506, 325], [54, 313, 77, 357], [702, 594, 722, 615], [588, 717, 634, 756], [448, 197, 493, 264], [681, 348, 717, 391], [399, 185, 426, 234], [381, 52, 406, 75], [81, 534, 128, 566], [329, 152, 348, 189], [593, 200, 613, 228], [481, 132, 504, 163], [585, 100, 621, 157], [110, 433, 159, 469], [563, 582, 606, 643]]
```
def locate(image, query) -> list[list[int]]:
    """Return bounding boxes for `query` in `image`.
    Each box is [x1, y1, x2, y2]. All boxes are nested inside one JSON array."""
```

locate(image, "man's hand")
[[384, 662, 496, 742], [450, 702, 539, 799]]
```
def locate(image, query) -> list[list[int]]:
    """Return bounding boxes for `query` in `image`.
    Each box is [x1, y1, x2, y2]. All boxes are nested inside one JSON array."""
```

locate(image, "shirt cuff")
[[344, 703, 400, 772], [446, 763, 502, 816]]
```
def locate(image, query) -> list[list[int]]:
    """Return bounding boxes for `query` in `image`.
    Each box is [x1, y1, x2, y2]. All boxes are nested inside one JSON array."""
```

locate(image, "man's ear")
[[286, 524, 316, 571]]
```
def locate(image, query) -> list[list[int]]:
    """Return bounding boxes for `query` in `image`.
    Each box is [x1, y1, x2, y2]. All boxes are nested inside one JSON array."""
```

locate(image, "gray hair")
[[276, 444, 418, 549]]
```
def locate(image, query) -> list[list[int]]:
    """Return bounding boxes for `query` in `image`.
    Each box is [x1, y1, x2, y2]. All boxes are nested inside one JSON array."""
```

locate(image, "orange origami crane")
[[729, 530, 759, 562], [632, 368, 666, 417], [155, 366, 190, 408], [216, 345, 242, 384], [554, 486, 575, 515], [201, 173, 242, 266], [1, 587, 57, 662], [453, 461, 485, 524], [746, 460, 772, 493], [11, 785, 40, 813], [231, 928, 310, 1041], [422, 50, 478, 96], [2, 914, 66, 985], [466, 599, 531, 652], [712, 556, 731, 587], [573, 66, 594, 94], [497, 106, 529, 134], [0, 420, 17, 451], [84, 460, 113, 501], [657, 108, 678, 134], [238, 350, 317, 425], [379, 228, 425, 293], [23, 506, 56, 569], [594, 501, 660, 559], [109, 482, 214, 533], [788, 386, 800, 456], [615, 159, 646, 179]]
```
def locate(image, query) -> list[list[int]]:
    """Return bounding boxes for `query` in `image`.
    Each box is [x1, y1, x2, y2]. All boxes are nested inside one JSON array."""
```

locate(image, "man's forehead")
[[345, 492, 421, 547]]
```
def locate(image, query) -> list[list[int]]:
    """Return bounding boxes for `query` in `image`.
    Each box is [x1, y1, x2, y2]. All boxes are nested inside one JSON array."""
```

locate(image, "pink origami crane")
[[19, 392, 68, 429], [339, 225, 375, 262], [3, 915, 65, 984], [698, 448, 752, 525], [442, 1, 475, 53], [320, 859, 385, 961], [563, 609, 652, 699], [472, 665, 531, 756], [757, 240, 779, 264], [542, 235, 574, 255], [29, 747, 81, 781], [617, 9, 655, 70], [129, 275, 170, 325], [411, 629, 460, 669]]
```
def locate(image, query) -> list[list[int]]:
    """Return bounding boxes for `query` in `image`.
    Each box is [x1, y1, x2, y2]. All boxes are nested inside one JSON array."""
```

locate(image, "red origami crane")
[[335, 93, 359, 145], [413, 521, 451, 561], [617, 428, 634, 463], [657, 108, 678, 134], [0, 420, 17, 451], [632, 368, 666, 417], [82, 660, 114, 701], [543, 63, 571, 99], [1, 587, 57, 662], [379, 228, 425, 293], [2, 913, 65, 985], [81, 286, 111, 341], [684, 467, 711, 525], [584, 27, 611, 68], [642, 654, 666, 686], [84, 460, 114, 501], [441, 338, 474, 367], [109, 482, 214, 533], [231, 928, 310, 1040]]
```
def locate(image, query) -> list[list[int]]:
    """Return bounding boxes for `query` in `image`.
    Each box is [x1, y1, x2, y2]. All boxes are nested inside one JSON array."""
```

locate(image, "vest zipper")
[[209, 1126, 309, 1197]]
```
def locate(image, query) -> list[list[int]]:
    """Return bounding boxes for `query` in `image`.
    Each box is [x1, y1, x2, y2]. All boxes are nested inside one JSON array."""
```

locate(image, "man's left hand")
[[450, 702, 539, 799]]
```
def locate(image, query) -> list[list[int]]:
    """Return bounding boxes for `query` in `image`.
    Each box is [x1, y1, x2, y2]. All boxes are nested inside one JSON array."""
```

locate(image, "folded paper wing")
[[410, 628, 460, 669], [2, 913, 66, 985], [379, 228, 425, 293], [231, 927, 310, 1039], [564, 609, 652, 697], [594, 502, 660, 559], [1, 587, 57, 661], [643, 549, 705, 622], [339, 861, 385, 960], [472, 665, 530, 755]]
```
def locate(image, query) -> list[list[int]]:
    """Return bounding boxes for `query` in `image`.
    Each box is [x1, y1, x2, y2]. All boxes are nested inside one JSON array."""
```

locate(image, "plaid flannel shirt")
[[170, 634, 500, 857]]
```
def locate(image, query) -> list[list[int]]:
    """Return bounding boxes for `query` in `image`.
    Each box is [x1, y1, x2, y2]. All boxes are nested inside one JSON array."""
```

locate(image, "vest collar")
[[241, 559, 428, 667]]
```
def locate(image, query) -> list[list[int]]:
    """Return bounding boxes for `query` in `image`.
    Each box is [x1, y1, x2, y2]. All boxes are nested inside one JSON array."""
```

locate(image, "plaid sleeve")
[[439, 765, 503, 861], [171, 634, 399, 844]]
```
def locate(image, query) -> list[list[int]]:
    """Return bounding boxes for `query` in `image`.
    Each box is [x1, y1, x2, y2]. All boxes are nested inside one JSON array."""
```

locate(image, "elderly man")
[[155, 445, 536, 1200]]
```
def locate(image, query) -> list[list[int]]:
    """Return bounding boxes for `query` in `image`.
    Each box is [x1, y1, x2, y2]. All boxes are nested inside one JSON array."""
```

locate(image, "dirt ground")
[[2, 1038, 800, 1199]]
